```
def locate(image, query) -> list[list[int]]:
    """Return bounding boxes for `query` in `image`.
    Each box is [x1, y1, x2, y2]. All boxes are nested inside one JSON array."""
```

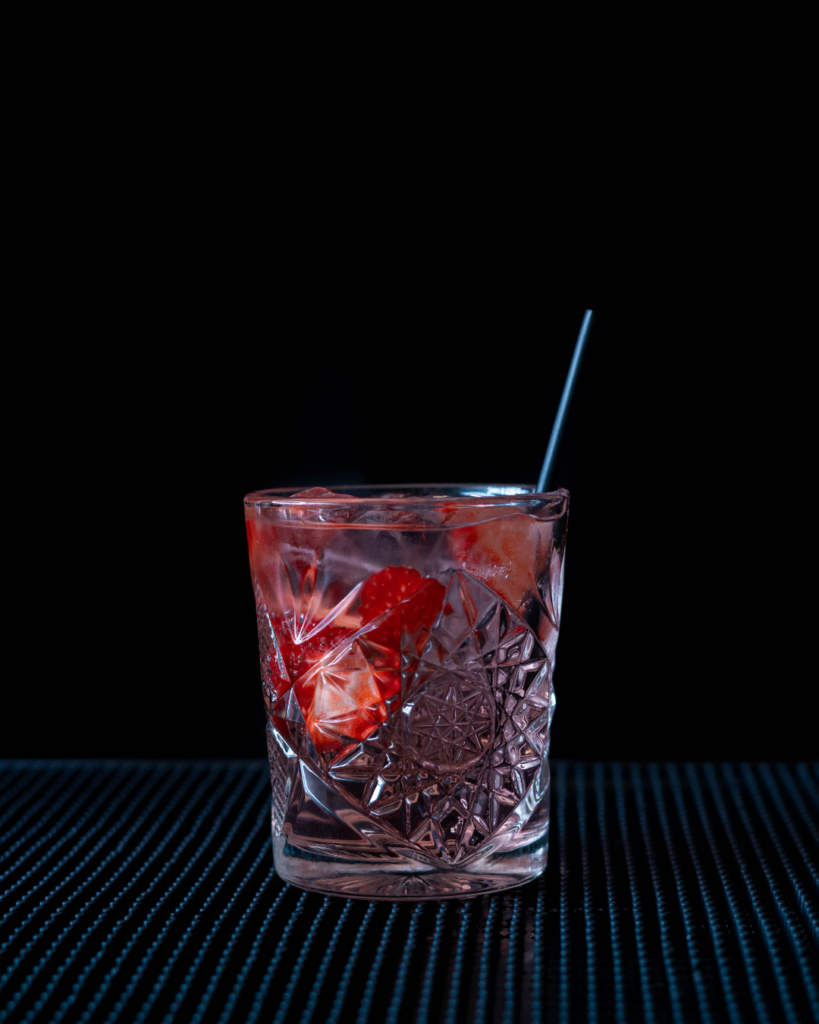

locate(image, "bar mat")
[[1, 761, 817, 1024]]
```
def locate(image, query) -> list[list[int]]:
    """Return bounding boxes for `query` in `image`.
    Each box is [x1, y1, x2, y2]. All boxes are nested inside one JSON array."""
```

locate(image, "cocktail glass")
[[245, 485, 568, 899]]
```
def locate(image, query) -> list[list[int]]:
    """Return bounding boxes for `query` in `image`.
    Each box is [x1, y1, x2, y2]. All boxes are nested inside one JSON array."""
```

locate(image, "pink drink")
[[245, 485, 568, 899]]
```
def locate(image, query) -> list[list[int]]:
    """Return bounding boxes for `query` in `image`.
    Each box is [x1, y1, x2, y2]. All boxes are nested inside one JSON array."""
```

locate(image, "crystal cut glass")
[[245, 485, 568, 899]]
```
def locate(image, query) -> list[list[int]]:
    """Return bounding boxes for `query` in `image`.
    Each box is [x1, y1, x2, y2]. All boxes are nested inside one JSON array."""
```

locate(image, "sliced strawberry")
[[263, 616, 386, 753], [261, 564, 445, 752], [360, 566, 428, 618], [266, 619, 353, 696], [358, 567, 445, 695]]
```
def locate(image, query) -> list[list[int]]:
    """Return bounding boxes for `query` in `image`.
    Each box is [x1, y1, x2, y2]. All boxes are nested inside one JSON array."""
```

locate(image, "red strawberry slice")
[[261, 566, 445, 750], [360, 566, 427, 617], [265, 620, 353, 695], [264, 617, 387, 753], [359, 567, 445, 698], [360, 566, 446, 641]]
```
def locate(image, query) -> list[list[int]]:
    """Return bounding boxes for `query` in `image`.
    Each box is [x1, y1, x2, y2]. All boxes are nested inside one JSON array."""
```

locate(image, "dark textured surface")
[[0, 761, 817, 1024]]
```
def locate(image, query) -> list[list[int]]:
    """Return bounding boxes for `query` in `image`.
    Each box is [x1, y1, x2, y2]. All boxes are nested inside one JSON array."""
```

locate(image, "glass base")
[[272, 829, 549, 900]]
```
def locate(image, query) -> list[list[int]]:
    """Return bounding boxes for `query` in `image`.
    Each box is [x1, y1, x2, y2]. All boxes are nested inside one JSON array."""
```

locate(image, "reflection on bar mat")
[[0, 760, 817, 1024]]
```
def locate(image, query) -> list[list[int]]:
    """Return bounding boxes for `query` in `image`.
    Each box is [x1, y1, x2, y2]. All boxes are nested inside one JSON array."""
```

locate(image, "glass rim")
[[243, 484, 569, 509]]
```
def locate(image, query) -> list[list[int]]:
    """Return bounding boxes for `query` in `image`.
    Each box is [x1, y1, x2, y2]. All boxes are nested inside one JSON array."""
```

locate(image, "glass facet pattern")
[[245, 486, 568, 898]]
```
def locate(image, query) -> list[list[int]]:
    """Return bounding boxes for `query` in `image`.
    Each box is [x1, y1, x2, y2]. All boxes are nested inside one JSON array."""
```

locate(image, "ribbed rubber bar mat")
[[1, 762, 817, 1024]]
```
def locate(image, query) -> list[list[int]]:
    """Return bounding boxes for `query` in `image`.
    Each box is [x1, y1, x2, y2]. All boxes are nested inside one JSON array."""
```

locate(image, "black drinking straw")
[[537, 309, 594, 493]]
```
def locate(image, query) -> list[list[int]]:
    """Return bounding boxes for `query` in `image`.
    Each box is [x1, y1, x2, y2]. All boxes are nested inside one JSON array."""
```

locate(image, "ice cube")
[[290, 488, 358, 499], [284, 488, 359, 524]]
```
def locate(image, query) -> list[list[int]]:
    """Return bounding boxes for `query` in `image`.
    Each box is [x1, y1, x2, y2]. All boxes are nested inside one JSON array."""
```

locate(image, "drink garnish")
[[359, 566, 446, 649]]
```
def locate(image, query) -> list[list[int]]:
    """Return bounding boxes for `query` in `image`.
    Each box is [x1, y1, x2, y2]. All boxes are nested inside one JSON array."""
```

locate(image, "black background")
[[5, 298, 807, 762]]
